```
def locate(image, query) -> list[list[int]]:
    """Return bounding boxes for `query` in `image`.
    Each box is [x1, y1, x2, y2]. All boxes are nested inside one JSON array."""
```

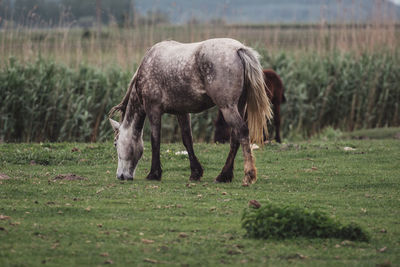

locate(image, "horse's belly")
[[163, 89, 215, 114]]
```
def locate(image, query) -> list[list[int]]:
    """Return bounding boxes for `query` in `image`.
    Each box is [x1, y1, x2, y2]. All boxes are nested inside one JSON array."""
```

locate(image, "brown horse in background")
[[214, 69, 286, 143]]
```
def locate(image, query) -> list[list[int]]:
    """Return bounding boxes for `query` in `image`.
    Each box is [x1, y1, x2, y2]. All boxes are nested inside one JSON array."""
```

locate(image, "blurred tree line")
[[0, 0, 170, 27]]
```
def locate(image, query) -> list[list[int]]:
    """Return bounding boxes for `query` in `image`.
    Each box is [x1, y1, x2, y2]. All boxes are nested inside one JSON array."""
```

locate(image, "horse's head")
[[109, 118, 144, 180]]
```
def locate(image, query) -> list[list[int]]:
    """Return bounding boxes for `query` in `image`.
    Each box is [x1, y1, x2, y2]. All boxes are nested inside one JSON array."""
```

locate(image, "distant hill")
[[135, 0, 400, 24]]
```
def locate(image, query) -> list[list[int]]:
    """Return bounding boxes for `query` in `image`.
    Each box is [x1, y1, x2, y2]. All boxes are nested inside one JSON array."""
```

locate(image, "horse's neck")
[[123, 110, 145, 139]]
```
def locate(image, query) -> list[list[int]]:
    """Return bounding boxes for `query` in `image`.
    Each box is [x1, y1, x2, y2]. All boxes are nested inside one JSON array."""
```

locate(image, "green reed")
[[261, 50, 400, 139], [1, 50, 399, 143]]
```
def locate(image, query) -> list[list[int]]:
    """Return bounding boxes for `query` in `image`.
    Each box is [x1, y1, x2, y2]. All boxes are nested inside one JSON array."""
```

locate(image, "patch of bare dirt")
[[0, 215, 11, 220], [0, 173, 11, 180], [53, 174, 86, 181]]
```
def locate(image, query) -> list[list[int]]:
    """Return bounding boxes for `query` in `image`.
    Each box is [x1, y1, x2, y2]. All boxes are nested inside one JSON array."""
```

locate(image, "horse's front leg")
[[146, 110, 162, 181], [176, 114, 203, 181]]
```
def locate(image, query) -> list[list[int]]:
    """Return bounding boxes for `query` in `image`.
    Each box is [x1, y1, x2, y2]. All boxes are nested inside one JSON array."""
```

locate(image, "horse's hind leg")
[[213, 110, 231, 144], [216, 105, 256, 185], [177, 114, 203, 181], [146, 110, 163, 181], [215, 129, 240, 183], [274, 103, 282, 143]]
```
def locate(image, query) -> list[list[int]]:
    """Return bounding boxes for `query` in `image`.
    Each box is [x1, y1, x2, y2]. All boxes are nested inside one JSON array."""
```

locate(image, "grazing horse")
[[109, 38, 272, 185], [214, 69, 286, 143]]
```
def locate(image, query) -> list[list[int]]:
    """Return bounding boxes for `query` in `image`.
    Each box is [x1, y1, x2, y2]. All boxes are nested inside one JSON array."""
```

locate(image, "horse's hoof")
[[189, 168, 203, 181], [241, 178, 256, 185], [189, 176, 201, 182], [146, 173, 161, 181], [118, 177, 134, 181], [242, 170, 257, 185], [214, 176, 232, 183], [242, 176, 256, 185], [215, 170, 233, 183], [117, 174, 133, 181]]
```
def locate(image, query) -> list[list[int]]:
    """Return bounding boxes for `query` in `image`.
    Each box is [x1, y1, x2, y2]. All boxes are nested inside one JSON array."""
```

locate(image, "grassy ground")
[[0, 134, 399, 266]]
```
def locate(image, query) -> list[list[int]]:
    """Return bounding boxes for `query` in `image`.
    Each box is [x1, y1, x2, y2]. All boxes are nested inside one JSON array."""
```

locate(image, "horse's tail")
[[108, 69, 138, 120], [237, 47, 273, 145]]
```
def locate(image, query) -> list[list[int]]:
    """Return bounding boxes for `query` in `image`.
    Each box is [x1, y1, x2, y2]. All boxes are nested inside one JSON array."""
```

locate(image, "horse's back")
[[136, 39, 247, 114], [147, 38, 244, 69]]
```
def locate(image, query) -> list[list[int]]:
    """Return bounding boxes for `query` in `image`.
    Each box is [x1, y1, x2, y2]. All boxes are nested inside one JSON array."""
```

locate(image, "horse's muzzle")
[[117, 173, 133, 181]]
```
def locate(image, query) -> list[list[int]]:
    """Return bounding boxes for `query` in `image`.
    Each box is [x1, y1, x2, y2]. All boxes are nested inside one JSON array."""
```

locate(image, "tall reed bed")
[[1, 51, 399, 143], [0, 58, 132, 142], [0, 22, 399, 69], [261, 50, 400, 139]]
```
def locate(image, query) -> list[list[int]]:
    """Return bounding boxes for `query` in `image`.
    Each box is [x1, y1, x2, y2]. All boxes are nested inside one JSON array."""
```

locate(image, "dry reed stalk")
[[317, 80, 335, 127], [376, 88, 390, 128], [366, 70, 381, 128], [349, 93, 358, 131]]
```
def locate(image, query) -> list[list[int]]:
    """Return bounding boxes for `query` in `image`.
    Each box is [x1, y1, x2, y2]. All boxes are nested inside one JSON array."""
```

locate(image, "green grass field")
[[1, 131, 399, 266]]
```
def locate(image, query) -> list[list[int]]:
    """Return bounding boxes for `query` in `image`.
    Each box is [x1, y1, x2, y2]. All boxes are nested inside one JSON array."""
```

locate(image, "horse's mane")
[[108, 70, 138, 121]]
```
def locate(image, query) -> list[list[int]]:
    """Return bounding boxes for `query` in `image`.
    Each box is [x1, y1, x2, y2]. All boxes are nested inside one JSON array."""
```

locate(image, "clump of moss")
[[241, 201, 369, 241]]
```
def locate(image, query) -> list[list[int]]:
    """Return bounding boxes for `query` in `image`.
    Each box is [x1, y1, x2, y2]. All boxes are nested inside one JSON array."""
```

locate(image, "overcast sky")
[[389, 0, 400, 5]]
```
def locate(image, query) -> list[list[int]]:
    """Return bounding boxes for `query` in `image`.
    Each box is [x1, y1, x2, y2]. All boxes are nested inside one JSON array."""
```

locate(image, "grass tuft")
[[242, 201, 369, 241]]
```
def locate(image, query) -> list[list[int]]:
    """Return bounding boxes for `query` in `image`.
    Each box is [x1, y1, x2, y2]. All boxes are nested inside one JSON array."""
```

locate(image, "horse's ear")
[[109, 119, 120, 131]]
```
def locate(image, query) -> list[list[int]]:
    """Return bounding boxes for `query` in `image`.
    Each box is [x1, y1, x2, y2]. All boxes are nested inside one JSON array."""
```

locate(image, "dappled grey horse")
[[109, 38, 272, 185]]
